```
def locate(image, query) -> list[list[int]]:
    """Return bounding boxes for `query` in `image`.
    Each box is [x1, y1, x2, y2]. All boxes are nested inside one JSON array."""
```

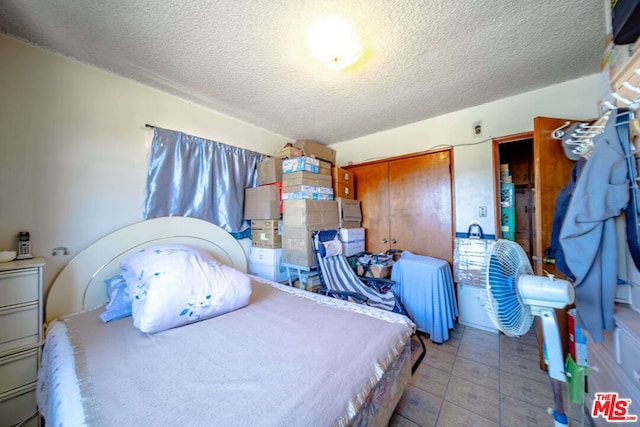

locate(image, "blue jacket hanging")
[[559, 111, 629, 344]]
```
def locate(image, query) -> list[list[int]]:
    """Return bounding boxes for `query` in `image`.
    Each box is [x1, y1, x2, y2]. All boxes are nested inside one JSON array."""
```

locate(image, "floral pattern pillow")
[[120, 245, 252, 333]]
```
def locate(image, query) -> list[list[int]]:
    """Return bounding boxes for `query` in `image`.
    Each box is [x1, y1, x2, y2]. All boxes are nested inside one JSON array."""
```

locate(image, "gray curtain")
[[144, 127, 263, 233]]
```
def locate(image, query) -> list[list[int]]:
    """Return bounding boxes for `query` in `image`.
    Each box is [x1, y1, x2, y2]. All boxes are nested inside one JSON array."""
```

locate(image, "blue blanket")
[[391, 251, 458, 343]]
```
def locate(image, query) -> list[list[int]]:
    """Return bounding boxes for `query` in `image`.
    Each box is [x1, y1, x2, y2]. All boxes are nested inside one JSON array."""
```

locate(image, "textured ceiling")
[[0, 0, 606, 143]]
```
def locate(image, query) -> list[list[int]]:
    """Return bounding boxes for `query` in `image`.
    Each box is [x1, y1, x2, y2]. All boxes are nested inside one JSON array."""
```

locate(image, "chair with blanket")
[[312, 229, 426, 373]]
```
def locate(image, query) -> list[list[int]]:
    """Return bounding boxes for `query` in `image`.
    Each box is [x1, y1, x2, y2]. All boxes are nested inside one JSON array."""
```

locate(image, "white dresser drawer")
[[617, 316, 640, 392], [0, 304, 39, 353], [0, 269, 39, 308], [587, 339, 640, 424], [0, 386, 37, 427], [0, 348, 38, 395]]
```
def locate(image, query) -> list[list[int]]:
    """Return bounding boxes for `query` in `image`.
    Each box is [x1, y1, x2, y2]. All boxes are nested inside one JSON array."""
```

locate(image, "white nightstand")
[[0, 257, 45, 427]]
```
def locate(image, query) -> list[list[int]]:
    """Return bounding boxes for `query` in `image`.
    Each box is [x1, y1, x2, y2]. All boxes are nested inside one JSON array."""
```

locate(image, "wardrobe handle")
[[382, 238, 388, 244], [391, 238, 397, 244]]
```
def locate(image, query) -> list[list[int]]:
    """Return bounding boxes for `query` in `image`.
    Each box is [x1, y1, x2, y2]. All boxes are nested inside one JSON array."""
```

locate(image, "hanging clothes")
[[559, 111, 630, 344], [544, 157, 586, 281]]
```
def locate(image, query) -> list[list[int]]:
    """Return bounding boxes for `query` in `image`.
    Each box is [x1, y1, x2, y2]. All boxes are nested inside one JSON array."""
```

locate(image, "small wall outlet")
[[473, 120, 482, 137], [478, 206, 487, 217]]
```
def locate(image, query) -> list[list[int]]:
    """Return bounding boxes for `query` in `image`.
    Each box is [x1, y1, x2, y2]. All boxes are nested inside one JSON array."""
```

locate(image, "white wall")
[[0, 33, 603, 296], [0, 35, 289, 295], [329, 74, 602, 236]]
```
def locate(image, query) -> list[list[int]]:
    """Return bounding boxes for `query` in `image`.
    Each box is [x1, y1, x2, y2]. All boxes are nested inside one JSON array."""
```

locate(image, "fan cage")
[[482, 239, 535, 337]]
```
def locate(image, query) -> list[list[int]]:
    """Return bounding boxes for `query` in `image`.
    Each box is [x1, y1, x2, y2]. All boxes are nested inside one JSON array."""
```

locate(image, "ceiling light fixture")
[[307, 15, 363, 70]]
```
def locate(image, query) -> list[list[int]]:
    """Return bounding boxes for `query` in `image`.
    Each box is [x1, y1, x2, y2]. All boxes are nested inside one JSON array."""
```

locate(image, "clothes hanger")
[[551, 121, 571, 140]]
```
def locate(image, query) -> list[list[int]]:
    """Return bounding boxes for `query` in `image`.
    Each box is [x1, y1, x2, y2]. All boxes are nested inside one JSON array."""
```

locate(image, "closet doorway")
[[493, 134, 535, 262], [492, 116, 581, 371]]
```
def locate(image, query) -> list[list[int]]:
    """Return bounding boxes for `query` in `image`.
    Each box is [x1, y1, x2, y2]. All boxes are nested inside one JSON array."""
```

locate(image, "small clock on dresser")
[[0, 258, 45, 427]]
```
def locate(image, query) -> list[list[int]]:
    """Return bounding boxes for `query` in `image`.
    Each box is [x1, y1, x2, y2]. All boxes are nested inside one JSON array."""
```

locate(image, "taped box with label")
[[282, 192, 334, 200], [282, 184, 334, 201], [339, 227, 365, 256], [250, 219, 282, 248], [248, 247, 287, 282], [282, 156, 320, 174]]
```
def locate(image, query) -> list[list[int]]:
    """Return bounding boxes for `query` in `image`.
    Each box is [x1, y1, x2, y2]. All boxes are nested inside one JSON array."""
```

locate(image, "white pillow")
[[120, 245, 252, 333]]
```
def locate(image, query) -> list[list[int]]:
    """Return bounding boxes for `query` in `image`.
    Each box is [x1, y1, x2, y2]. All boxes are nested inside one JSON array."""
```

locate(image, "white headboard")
[[46, 216, 248, 323]]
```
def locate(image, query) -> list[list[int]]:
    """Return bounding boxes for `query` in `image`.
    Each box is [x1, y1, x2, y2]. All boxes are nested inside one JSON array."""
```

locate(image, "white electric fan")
[[482, 239, 575, 427]]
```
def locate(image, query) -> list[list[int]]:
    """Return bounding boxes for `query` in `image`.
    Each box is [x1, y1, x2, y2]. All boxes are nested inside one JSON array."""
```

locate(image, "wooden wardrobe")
[[344, 148, 454, 264]]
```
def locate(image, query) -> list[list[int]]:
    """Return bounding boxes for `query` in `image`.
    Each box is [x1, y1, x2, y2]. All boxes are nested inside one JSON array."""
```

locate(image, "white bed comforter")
[[37, 277, 414, 427]]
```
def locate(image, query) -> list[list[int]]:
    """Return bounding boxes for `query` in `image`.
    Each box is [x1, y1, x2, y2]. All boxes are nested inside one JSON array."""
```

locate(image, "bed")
[[37, 216, 415, 427]]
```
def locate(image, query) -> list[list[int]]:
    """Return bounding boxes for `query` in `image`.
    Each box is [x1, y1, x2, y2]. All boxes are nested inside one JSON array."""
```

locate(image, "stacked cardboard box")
[[274, 144, 304, 159], [250, 219, 282, 248], [257, 141, 358, 268], [282, 200, 339, 266], [257, 157, 282, 186], [336, 197, 365, 257], [294, 139, 336, 164], [337, 197, 362, 228], [339, 228, 365, 257], [332, 167, 354, 199], [246, 156, 288, 282], [282, 161, 334, 201], [244, 185, 281, 220], [248, 246, 287, 282]]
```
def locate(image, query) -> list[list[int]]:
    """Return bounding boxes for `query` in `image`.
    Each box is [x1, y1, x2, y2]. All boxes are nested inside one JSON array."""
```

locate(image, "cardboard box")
[[357, 264, 391, 278], [282, 171, 332, 187], [292, 275, 321, 293], [282, 184, 334, 201], [274, 145, 304, 159], [282, 200, 339, 230], [333, 182, 355, 200], [260, 181, 283, 213], [251, 219, 282, 248], [332, 167, 352, 184], [282, 184, 333, 194], [281, 226, 315, 266], [294, 139, 337, 164], [282, 156, 320, 174], [244, 185, 281, 220], [319, 160, 331, 176], [337, 197, 362, 227], [248, 247, 287, 282], [257, 157, 282, 185], [339, 228, 365, 256], [282, 192, 334, 200]]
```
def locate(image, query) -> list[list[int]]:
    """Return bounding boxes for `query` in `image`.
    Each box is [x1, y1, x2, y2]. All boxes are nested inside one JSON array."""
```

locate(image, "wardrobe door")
[[532, 116, 582, 371], [349, 161, 390, 254], [389, 150, 453, 263], [533, 116, 578, 278]]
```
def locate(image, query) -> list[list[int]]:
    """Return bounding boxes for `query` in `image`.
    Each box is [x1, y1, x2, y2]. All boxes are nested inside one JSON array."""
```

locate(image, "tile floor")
[[390, 324, 594, 427]]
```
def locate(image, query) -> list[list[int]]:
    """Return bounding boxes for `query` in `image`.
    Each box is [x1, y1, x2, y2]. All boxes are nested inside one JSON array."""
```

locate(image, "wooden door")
[[533, 117, 580, 278], [389, 150, 453, 262], [532, 116, 583, 370], [349, 161, 390, 254]]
